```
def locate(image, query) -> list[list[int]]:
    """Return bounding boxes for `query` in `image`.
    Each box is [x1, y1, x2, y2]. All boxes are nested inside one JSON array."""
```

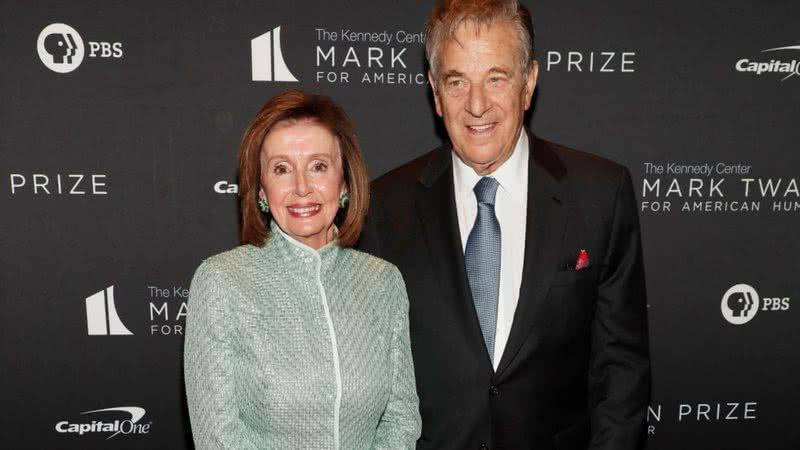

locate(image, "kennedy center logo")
[[37, 23, 85, 73], [86, 286, 133, 335], [251, 26, 298, 82]]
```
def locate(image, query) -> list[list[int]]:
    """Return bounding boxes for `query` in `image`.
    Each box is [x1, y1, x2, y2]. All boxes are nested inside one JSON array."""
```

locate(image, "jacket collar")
[[414, 130, 569, 378], [265, 221, 341, 273], [418, 130, 565, 198]]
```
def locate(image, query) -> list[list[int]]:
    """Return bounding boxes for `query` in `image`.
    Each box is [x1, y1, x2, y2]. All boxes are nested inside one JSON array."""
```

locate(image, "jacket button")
[[479, 444, 489, 450], [489, 385, 500, 396]]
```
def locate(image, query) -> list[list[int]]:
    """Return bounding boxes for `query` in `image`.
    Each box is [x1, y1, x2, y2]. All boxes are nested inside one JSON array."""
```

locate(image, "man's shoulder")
[[372, 149, 436, 191], [370, 145, 448, 206], [533, 134, 629, 187]]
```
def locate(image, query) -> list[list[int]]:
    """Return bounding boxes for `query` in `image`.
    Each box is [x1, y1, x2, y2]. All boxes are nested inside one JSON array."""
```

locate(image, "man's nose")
[[465, 83, 489, 117]]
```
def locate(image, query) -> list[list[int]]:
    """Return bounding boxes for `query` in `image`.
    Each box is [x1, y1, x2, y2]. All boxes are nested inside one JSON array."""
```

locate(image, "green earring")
[[338, 191, 350, 209], [258, 197, 269, 213]]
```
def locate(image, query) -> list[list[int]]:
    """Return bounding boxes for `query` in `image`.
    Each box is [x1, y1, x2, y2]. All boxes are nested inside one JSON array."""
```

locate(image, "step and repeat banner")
[[2, 0, 798, 448]]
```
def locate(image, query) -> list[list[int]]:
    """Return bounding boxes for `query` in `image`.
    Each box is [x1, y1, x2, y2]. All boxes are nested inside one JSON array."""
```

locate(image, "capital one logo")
[[37, 23, 85, 73], [251, 26, 298, 82], [86, 286, 133, 335], [55, 406, 151, 439], [721, 284, 759, 325], [735, 44, 800, 82]]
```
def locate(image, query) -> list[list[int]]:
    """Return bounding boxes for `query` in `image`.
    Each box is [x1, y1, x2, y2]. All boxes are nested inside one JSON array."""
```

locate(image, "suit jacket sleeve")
[[373, 266, 422, 449], [588, 167, 651, 450], [184, 261, 256, 449], [359, 206, 383, 258]]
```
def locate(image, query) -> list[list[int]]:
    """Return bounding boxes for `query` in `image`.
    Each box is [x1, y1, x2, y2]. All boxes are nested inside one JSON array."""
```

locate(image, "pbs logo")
[[721, 283, 790, 325], [37, 23, 123, 73], [37, 23, 85, 73]]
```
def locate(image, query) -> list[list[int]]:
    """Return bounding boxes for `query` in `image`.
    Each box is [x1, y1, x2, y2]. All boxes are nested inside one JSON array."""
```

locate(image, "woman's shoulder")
[[192, 244, 265, 281], [188, 245, 272, 306], [340, 247, 398, 273], [339, 248, 405, 288]]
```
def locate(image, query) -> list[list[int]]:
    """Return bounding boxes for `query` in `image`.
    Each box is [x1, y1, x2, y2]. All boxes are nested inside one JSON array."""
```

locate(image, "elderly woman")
[[184, 90, 421, 449]]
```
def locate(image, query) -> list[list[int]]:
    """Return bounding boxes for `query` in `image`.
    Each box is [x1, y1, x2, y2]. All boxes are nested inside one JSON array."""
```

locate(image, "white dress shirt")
[[452, 130, 529, 369]]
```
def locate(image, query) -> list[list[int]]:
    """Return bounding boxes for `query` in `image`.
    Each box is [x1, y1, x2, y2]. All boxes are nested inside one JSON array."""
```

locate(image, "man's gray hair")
[[425, 0, 536, 80]]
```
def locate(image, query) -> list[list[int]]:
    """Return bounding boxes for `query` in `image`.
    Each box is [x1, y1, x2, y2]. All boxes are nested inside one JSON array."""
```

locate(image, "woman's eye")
[[273, 164, 289, 175], [312, 162, 328, 172]]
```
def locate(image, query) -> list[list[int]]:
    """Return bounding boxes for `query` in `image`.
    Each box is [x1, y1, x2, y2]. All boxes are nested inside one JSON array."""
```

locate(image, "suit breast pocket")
[[550, 265, 599, 287], [540, 266, 599, 341]]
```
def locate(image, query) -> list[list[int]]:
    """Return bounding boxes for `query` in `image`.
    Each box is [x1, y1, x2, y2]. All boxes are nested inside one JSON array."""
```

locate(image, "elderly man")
[[359, 1, 650, 449]]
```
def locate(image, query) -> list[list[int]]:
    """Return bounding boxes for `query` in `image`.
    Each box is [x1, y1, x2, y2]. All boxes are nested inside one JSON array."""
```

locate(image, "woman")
[[184, 90, 421, 449]]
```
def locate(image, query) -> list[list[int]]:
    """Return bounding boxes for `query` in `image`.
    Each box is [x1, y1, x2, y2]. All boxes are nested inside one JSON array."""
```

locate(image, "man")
[[359, 1, 650, 449]]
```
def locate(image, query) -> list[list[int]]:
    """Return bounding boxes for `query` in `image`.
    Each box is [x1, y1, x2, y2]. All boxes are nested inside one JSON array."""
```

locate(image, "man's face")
[[430, 20, 538, 175]]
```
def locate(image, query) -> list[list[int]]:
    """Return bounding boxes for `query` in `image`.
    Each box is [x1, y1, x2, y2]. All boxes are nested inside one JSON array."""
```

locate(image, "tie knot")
[[473, 177, 499, 205]]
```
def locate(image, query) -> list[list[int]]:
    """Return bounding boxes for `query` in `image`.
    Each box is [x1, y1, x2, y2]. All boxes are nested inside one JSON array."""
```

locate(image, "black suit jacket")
[[359, 133, 650, 450]]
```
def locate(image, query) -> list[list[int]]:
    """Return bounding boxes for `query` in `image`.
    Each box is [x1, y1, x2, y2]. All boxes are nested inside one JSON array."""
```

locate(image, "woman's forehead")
[[261, 120, 341, 162]]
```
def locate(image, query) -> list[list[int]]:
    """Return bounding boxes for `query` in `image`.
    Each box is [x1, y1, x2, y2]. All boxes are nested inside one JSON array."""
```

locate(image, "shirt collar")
[[452, 129, 529, 204]]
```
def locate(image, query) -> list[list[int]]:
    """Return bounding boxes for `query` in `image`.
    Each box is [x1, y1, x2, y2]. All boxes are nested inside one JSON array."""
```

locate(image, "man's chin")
[[454, 148, 505, 172]]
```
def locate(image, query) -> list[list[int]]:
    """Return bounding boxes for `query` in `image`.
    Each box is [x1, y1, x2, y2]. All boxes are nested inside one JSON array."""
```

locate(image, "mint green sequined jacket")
[[184, 225, 421, 449]]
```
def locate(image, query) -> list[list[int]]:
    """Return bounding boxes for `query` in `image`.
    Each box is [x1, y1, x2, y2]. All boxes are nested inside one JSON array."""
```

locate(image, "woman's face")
[[259, 120, 346, 250]]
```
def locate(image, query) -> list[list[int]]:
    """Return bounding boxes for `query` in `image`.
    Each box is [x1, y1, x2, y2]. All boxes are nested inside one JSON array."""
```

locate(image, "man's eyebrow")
[[441, 67, 513, 79], [442, 70, 465, 79], [488, 66, 512, 76]]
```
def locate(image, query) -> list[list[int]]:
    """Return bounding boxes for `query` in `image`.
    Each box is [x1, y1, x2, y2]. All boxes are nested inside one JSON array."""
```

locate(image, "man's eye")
[[446, 78, 466, 89]]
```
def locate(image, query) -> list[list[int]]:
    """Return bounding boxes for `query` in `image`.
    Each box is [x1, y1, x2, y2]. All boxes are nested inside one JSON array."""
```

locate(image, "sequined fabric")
[[184, 222, 421, 449]]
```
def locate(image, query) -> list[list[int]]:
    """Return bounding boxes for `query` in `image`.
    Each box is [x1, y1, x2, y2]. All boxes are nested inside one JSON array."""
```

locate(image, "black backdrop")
[[2, 1, 799, 448]]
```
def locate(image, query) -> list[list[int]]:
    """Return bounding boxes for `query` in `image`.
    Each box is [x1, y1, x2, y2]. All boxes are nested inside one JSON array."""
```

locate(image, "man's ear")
[[428, 70, 443, 117], [523, 60, 539, 111]]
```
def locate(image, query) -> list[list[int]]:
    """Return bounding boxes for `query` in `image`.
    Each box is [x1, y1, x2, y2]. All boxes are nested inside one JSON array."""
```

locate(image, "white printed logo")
[[251, 26, 298, 81], [213, 180, 239, 194], [37, 23, 85, 73], [735, 44, 800, 81], [721, 284, 759, 325], [55, 406, 151, 439], [86, 286, 133, 335], [545, 50, 636, 73]]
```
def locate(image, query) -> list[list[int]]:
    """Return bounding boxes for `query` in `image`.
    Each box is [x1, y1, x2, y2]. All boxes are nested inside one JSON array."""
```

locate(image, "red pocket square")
[[575, 249, 590, 270]]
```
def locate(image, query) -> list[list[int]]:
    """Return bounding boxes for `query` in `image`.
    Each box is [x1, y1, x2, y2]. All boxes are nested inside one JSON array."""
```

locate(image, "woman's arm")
[[184, 261, 253, 449], [373, 267, 422, 449]]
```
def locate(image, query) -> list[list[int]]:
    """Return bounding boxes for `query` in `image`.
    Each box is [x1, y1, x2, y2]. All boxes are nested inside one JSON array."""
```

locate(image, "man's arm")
[[588, 167, 651, 450], [358, 191, 383, 257]]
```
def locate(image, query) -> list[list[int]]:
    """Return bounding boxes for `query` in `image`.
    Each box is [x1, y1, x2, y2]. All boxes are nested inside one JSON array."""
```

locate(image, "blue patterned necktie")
[[464, 177, 501, 362]]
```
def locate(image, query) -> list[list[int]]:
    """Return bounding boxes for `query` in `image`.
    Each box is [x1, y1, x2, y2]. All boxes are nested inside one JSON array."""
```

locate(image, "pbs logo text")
[[37, 23, 123, 73], [721, 283, 790, 325]]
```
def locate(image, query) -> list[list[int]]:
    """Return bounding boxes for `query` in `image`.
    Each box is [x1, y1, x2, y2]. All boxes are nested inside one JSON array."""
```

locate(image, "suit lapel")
[[416, 145, 494, 370], [495, 134, 568, 378]]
